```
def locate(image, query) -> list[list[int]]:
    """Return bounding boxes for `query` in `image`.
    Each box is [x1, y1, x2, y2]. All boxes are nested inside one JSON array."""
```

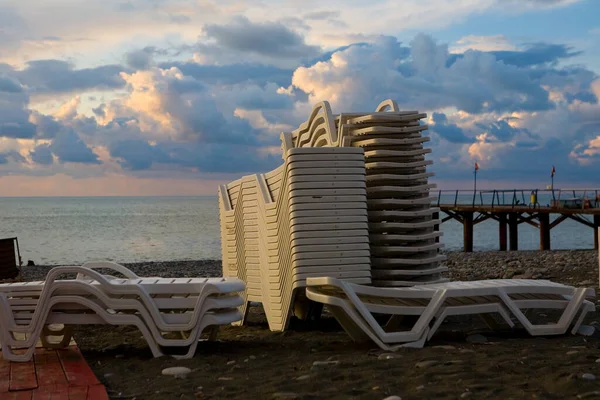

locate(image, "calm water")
[[0, 196, 595, 265]]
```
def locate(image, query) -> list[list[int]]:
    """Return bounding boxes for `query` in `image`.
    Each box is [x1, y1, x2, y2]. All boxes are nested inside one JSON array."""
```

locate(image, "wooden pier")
[[436, 189, 600, 252]]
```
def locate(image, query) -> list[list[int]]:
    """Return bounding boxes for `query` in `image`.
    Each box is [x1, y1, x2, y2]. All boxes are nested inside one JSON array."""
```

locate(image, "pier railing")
[[436, 188, 600, 209]]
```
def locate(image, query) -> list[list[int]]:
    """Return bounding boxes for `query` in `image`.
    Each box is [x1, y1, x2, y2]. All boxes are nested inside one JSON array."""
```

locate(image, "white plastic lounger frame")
[[280, 99, 446, 286], [305, 277, 595, 349], [219, 147, 371, 331], [0, 264, 245, 361]]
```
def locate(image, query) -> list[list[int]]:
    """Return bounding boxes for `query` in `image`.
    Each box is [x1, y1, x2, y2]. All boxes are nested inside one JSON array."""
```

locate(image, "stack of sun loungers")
[[0, 262, 245, 362], [219, 147, 372, 331], [220, 98, 596, 347], [281, 100, 447, 287], [305, 276, 596, 349]]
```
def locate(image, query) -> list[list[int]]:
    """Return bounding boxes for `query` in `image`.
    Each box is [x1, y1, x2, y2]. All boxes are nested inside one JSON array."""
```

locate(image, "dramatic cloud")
[[0, 0, 598, 194], [202, 17, 321, 59]]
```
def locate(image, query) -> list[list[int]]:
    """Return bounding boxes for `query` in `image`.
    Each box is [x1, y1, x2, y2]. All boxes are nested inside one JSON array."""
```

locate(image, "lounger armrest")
[[76, 261, 140, 280]]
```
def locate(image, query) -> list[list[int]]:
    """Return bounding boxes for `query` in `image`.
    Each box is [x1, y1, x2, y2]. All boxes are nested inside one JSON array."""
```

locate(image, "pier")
[[436, 189, 600, 252]]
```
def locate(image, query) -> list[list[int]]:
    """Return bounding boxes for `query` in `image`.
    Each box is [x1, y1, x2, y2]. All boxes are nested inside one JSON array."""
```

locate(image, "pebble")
[[311, 360, 339, 371], [382, 396, 402, 400], [296, 375, 310, 381], [415, 360, 439, 368], [460, 392, 472, 398], [578, 326, 596, 336], [581, 373, 596, 381], [115, 354, 124, 359], [378, 353, 402, 360], [466, 334, 488, 343], [227, 360, 236, 365], [566, 351, 579, 355], [578, 391, 600, 399], [161, 367, 191, 378], [218, 377, 233, 381], [432, 345, 456, 350]]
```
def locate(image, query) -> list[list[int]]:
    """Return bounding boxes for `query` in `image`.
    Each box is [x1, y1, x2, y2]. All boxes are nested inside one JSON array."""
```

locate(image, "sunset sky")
[[1, 0, 599, 196]]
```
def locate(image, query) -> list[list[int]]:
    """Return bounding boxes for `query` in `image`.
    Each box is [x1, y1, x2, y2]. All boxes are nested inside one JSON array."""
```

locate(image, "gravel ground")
[[17, 250, 600, 400]]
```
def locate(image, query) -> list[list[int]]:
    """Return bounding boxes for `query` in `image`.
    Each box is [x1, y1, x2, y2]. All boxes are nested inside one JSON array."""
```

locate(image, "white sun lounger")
[[280, 100, 446, 287], [305, 276, 596, 350], [0, 263, 245, 361], [219, 147, 372, 331]]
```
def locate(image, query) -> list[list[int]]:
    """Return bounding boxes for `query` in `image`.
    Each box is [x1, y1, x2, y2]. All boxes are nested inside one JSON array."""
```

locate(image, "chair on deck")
[[0, 237, 22, 283]]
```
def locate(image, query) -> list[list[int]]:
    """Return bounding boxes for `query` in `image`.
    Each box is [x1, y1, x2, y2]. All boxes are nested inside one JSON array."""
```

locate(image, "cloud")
[[291, 34, 554, 114], [49, 129, 101, 164], [10, 60, 127, 94], [430, 113, 474, 144], [29, 144, 54, 165], [202, 17, 322, 59]]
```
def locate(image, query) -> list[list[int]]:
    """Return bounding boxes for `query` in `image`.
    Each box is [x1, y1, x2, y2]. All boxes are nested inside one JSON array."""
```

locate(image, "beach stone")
[[162, 367, 191, 378], [466, 334, 488, 343], [227, 360, 236, 365], [378, 353, 402, 360], [432, 345, 456, 350], [218, 377, 233, 381], [382, 396, 402, 400], [415, 360, 439, 368], [581, 373, 596, 381], [566, 351, 579, 355], [578, 325, 596, 336], [460, 392, 472, 398], [296, 375, 310, 381], [273, 392, 301, 399], [578, 391, 600, 399], [311, 360, 339, 371]]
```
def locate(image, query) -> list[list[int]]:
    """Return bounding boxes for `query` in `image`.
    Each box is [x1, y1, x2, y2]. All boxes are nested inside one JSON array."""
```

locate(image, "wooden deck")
[[0, 346, 109, 400]]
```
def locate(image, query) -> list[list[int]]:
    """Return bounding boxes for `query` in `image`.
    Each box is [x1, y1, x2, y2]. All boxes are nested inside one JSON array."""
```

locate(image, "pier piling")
[[498, 212, 507, 251], [463, 212, 474, 252], [509, 213, 519, 251], [539, 213, 551, 250]]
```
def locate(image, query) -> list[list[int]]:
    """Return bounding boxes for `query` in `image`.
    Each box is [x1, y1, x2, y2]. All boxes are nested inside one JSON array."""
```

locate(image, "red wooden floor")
[[0, 346, 109, 399]]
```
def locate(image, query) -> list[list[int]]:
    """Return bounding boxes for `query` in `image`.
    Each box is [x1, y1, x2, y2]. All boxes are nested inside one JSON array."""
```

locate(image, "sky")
[[1, 0, 600, 196]]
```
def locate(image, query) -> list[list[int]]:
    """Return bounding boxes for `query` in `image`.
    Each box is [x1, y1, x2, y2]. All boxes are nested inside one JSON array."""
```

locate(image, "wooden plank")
[[34, 348, 69, 392], [86, 384, 110, 400], [9, 353, 38, 391], [0, 355, 11, 392], [57, 347, 100, 387], [5, 391, 33, 400], [67, 385, 88, 400], [32, 384, 70, 400]]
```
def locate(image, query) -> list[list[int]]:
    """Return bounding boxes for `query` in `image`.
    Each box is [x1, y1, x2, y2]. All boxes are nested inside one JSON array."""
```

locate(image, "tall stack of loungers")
[[219, 99, 446, 331], [281, 99, 447, 287]]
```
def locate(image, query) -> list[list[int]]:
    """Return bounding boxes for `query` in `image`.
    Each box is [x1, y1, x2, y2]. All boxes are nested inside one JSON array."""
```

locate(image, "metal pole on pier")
[[551, 165, 556, 201], [472, 162, 479, 206]]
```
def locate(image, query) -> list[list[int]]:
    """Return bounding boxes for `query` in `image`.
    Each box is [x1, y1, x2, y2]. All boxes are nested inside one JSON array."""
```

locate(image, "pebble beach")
[[21, 249, 600, 400]]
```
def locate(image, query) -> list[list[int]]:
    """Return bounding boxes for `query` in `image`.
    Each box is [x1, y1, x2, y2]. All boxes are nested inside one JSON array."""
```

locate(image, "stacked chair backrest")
[[219, 147, 371, 331], [281, 100, 447, 287]]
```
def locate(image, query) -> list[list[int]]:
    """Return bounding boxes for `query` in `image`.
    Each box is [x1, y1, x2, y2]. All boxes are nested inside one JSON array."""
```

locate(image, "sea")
[[0, 195, 596, 266]]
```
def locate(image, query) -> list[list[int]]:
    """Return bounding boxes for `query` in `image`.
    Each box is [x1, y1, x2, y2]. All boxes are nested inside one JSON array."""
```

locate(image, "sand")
[[22, 250, 600, 400]]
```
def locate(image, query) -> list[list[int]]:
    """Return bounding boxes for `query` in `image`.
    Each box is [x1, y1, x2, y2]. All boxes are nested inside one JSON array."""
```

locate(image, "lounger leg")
[[40, 324, 74, 349], [328, 306, 371, 343]]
